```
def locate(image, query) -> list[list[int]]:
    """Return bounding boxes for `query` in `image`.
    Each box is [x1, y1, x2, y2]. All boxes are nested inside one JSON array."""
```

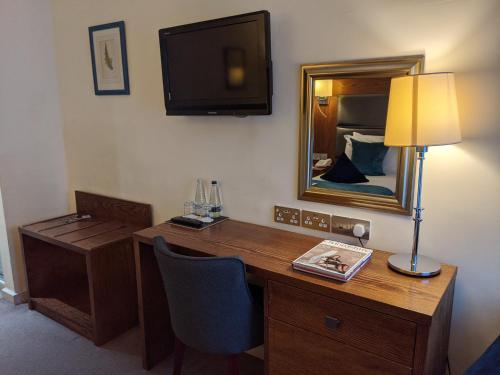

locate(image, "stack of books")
[[292, 240, 372, 282]]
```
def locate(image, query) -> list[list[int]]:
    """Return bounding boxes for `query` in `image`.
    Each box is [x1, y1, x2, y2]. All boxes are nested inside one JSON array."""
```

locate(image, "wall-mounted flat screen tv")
[[159, 11, 272, 116]]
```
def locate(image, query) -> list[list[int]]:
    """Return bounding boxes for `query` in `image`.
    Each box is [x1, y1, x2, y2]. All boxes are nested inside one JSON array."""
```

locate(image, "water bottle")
[[209, 180, 222, 218], [194, 178, 206, 216]]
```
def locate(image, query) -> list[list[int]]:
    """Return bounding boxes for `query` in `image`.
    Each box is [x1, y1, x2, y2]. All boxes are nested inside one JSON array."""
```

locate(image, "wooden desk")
[[134, 219, 456, 374], [20, 191, 152, 345]]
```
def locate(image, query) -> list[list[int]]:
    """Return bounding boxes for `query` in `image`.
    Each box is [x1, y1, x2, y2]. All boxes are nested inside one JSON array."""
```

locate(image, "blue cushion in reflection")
[[321, 153, 369, 184], [351, 138, 389, 176]]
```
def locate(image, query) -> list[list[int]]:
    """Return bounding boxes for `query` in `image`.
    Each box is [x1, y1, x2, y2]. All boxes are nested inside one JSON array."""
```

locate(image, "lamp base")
[[388, 253, 441, 277]]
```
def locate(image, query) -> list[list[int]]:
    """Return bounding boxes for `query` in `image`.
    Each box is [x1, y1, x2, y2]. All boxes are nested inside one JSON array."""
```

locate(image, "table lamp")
[[384, 73, 461, 277], [314, 79, 332, 118], [314, 79, 332, 105]]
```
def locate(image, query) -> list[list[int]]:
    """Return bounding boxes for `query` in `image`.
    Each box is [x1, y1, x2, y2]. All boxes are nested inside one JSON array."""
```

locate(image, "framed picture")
[[88, 21, 129, 95]]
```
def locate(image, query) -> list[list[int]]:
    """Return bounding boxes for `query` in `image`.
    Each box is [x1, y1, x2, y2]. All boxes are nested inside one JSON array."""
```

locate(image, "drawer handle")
[[325, 315, 341, 330]]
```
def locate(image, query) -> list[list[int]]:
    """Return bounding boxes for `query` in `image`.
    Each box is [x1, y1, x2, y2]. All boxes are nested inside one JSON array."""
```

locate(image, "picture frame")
[[88, 21, 129, 95]]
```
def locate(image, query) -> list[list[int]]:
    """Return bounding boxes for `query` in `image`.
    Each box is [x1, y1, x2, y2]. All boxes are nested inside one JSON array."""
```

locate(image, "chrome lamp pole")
[[387, 146, 441, 277]]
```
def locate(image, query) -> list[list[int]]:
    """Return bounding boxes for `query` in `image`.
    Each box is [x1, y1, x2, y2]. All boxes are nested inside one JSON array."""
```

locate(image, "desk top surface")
[[134, 219, 457, 324]]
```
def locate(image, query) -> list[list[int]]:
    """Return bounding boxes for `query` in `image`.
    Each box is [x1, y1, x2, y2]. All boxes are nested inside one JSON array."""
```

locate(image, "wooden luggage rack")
[[20, 191, 152, 345]]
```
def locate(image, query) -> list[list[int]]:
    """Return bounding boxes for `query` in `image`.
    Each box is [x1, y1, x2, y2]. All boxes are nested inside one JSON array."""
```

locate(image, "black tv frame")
[[159, 11, 272, 116]]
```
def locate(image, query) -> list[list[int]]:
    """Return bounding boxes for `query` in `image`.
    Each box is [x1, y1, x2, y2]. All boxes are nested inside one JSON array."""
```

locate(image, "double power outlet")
[[274, 205, 370, 240]]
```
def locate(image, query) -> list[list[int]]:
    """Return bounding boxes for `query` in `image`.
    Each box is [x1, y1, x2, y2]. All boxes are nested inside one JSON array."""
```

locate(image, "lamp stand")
[[388, 146, 441, 277]]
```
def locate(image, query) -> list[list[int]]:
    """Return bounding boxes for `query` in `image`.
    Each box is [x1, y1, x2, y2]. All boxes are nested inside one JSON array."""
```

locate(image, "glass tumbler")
[[200, 204, 212, 219], [184, 201, 194, 215]]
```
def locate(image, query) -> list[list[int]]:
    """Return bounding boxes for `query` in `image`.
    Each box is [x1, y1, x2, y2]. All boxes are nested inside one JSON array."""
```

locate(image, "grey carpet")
[[0, 300, 264, 375]]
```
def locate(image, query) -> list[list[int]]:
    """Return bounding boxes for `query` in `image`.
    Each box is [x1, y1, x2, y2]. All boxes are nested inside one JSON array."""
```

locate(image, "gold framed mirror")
[[298, 55, 424, 215]]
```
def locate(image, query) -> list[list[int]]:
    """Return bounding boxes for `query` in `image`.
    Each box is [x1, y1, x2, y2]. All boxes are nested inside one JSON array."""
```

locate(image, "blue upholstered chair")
[[153, 236, 264, 375], [465, 335, 500, 375]]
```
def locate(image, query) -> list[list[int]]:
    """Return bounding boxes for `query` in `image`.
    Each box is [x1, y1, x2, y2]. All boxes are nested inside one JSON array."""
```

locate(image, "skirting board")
[[1, 287, 28, 305]]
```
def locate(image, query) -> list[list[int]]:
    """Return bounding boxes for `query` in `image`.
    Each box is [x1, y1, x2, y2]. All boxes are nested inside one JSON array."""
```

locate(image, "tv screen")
[[159, 11, 272, 116]]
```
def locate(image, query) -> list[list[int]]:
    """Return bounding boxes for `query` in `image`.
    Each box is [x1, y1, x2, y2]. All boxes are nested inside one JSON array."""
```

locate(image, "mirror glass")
[[298, 56, 424, 215]]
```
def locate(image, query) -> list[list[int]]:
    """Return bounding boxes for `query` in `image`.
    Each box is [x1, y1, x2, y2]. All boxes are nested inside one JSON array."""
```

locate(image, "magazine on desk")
[[292, 240, 373, 282]]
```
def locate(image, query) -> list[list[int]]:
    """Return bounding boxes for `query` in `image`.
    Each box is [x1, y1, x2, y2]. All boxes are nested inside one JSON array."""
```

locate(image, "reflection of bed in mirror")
[[312, 94, 399, 196], [299, 56, 422, 214], [312, 174, 395, 196]]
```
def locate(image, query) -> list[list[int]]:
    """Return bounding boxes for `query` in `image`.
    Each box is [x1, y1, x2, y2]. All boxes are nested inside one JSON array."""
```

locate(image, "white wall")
[[51, 0, 499, 373], [0, 0, 68, 294]]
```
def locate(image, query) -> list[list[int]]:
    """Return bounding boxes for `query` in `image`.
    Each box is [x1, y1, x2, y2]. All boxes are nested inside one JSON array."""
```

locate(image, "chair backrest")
[[153, 236, 262, 354]]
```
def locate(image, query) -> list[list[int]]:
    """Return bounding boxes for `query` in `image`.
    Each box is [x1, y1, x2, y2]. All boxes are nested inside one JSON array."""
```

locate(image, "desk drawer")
[[268, 318, 412, 375], [268, 281, 416, 366]]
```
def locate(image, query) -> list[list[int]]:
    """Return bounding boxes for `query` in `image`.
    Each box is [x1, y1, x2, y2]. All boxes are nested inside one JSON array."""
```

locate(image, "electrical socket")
[[313, 153, 328, 160], [274, 206, 300, 226], [301, 210, 331, 232], [331, 215, 370, 240]]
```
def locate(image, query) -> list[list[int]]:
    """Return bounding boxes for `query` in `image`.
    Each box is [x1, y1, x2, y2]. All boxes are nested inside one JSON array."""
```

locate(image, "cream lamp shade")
[[385, 73, 461, 147], [314, 79, 333, 97]]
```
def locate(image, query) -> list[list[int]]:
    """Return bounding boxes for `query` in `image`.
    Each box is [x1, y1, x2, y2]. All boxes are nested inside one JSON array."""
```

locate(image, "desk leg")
[[135, 240, 174, 370]]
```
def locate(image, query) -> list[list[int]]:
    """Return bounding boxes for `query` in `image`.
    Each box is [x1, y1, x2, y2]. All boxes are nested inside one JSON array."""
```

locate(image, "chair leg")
[[227, 354, 239, 375], [173, 337, 185, 375]]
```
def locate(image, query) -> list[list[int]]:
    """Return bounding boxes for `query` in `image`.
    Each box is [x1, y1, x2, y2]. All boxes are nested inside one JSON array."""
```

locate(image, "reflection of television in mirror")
[[159, 11, 272, 116], [337, 95, 389, 128]]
